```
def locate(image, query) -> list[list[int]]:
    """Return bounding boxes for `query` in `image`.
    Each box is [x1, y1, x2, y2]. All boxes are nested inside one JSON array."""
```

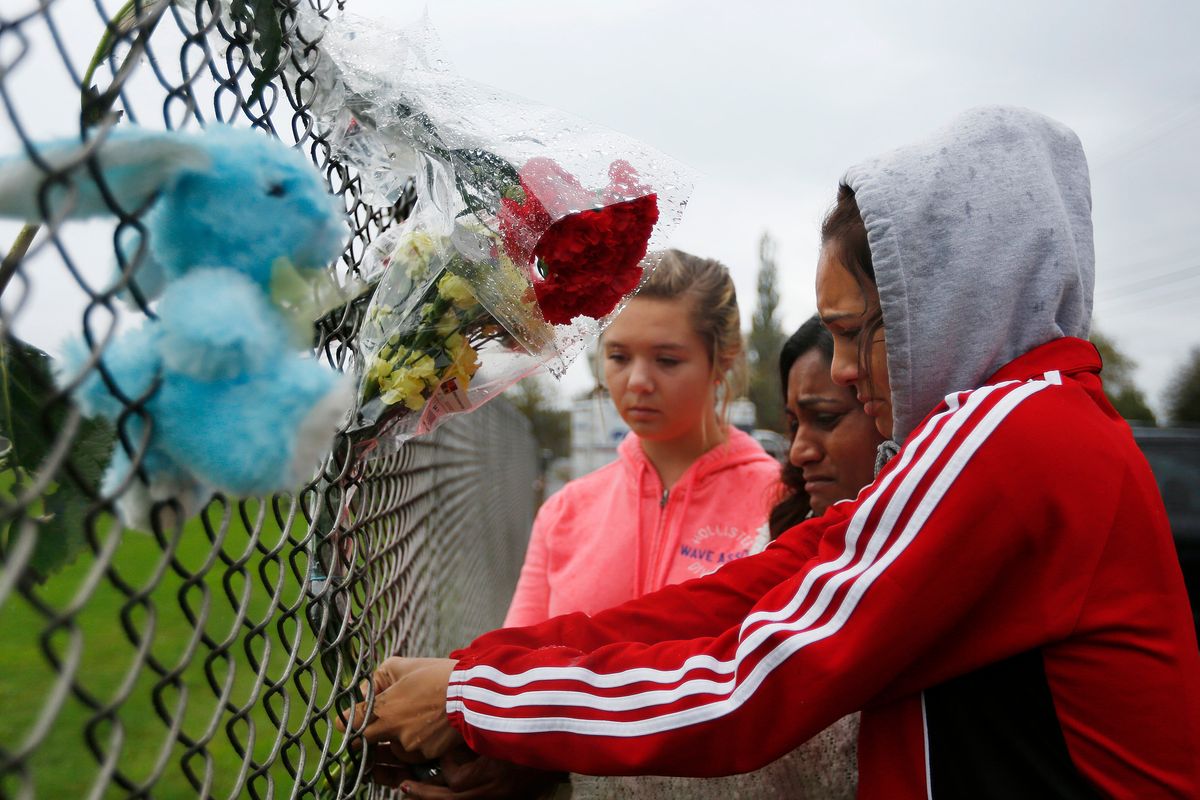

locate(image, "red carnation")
[[499, 158, 660, 325], [498, 157, 588, 266], [531, 194, 659, 325], [602, 159, 654, 203]]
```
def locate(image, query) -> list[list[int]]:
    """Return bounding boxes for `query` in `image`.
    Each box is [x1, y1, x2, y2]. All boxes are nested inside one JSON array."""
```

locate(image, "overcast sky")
[[3, 0, 1199, 417]]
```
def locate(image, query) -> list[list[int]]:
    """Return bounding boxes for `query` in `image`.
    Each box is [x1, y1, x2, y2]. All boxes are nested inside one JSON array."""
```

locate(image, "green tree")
[[1164, 346, 1200, 425], [1091, 328, 1157, 425], [747, 232, 788, 433], [507, 373, 571, 459]]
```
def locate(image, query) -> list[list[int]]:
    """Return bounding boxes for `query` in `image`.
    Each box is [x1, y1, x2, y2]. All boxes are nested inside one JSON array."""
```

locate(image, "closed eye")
[[814, 413, 845, 430]]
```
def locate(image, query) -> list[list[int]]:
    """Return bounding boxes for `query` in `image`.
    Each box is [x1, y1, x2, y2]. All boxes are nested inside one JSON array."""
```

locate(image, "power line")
[[1095, 283, 1200, 316], [1092, 103, 1200, 168], [1096, 264, 1200, 302], [1095, 239, 1200, 281]]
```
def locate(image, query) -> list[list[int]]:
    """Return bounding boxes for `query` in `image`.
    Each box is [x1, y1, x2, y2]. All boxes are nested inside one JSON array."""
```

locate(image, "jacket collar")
[[617, 426, 767, 492], [986, 336, 1101, 385]]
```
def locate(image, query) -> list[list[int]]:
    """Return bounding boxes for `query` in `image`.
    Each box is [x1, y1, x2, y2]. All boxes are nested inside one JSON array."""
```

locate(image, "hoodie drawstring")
[[874, 440, 901, 477], [633, 465, 647, 595]]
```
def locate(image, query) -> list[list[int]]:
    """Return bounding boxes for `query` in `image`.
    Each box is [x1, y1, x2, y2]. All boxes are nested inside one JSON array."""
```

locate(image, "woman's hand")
[[369, 745, 564, 799], [339, 657, 462, 761]]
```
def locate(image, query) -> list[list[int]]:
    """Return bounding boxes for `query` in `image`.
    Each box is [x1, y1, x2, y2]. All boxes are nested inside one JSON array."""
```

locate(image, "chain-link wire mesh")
[[0, 0, 538, 796]]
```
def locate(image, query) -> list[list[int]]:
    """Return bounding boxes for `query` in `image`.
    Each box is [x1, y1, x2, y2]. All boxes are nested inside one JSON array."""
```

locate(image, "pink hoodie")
[[505, 427, 781, 627]]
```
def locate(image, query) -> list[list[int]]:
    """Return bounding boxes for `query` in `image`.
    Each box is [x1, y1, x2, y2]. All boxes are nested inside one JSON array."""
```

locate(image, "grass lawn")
[[0, 501, 359, 799]]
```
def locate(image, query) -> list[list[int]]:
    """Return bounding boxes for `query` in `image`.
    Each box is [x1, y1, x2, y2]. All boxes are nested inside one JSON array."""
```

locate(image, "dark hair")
[[820, 184, 874, 283], [777, 314, 834, 395], [820, 184, 884, 388], [767, 315, 834, 538], [767, 185, 880, 539]]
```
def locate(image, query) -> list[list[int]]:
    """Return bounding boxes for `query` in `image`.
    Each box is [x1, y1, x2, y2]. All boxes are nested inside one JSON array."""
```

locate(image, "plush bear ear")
[[0, 129, 211, 221]]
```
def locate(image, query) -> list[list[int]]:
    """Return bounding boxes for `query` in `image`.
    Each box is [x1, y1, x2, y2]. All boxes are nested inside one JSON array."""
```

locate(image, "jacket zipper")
[[645, 487, 671, 593]]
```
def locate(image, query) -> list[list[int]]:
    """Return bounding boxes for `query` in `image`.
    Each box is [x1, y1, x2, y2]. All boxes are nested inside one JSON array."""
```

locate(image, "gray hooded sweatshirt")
[[843, 106, 1095, 444]]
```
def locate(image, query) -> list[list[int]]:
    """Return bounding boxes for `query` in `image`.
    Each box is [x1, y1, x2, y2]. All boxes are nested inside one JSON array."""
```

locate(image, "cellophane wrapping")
[[289, 10, 694, 455]]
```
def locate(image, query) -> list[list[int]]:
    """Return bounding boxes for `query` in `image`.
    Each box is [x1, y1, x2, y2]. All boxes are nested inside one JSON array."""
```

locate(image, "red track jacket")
[[447, 338, 1200, 798]]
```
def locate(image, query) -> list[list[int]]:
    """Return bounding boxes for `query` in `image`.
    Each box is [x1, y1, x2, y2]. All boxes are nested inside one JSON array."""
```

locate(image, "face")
[[603, 296, 719, 445], [786, 350, 884, 515], [815, 244, 893, 439]]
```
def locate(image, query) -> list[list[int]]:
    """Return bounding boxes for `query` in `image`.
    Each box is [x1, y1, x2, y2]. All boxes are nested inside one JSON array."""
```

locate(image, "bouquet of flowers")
[[287, 9, 694, 453], [355, 215, 537, 436]]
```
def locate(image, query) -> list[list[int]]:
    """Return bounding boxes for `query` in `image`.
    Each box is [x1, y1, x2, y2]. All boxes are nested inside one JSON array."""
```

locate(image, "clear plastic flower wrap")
[[283, 9, 695, 454], [352, 204, 545, 451]]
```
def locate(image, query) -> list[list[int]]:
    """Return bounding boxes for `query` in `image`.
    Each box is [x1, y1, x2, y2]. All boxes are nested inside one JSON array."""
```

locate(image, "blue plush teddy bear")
[[0, 125, 353, 531]]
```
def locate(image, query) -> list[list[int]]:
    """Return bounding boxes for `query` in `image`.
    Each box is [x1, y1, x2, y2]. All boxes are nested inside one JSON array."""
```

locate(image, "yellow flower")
[[495, 253, 526, 292], [368, 303, 395, 324], [377, 352, 440, 411], [403, 353, 438, 383], [427, 309, 453, 338], [437, 273, 477, 309], [494, 251, 553, 350], [390, 230, 447, 280], [366, 354, 393, 384], [444, 336, 481, 390], [379, 371, 428, 411]]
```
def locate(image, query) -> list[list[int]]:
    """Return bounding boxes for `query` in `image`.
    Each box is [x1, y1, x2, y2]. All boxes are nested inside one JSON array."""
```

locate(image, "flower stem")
[[0, 225, 38, 298], [82, 0, 141, 94]]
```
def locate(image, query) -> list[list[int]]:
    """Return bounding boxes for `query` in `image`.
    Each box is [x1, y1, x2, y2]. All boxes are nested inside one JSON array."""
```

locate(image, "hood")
[[843, 106, 1095, 443], [617, 426, 775, 489]]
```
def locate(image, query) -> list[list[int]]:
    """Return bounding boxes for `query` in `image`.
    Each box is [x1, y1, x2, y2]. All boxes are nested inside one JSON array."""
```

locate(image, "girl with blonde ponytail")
[[506, 249, 775, 624]]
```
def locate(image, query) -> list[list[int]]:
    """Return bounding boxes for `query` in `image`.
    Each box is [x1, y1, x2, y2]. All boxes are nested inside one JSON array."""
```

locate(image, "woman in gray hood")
[[348, 108, 1200, 800]]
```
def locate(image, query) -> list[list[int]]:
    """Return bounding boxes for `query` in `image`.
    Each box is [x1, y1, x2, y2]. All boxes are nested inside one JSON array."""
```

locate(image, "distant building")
[[728, 398, 757, 432], [751, 429, 789, 462], [568, 394, 788, 479], [569, 395, 630, 479]]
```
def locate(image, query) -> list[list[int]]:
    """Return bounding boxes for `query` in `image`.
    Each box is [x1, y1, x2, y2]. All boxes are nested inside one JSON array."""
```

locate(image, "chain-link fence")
[[0, 0, 539, 797]]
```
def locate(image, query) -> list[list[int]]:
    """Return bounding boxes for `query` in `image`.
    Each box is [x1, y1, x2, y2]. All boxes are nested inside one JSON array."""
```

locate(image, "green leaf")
[[0, 336, 114, 582], [1, 337, 58, 470], [82, 0, 170, 125], [81, 85, 108, 128], [229, 0, 285, 105], [450, 148, 522, 190], [33, 417, 113, 581]]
